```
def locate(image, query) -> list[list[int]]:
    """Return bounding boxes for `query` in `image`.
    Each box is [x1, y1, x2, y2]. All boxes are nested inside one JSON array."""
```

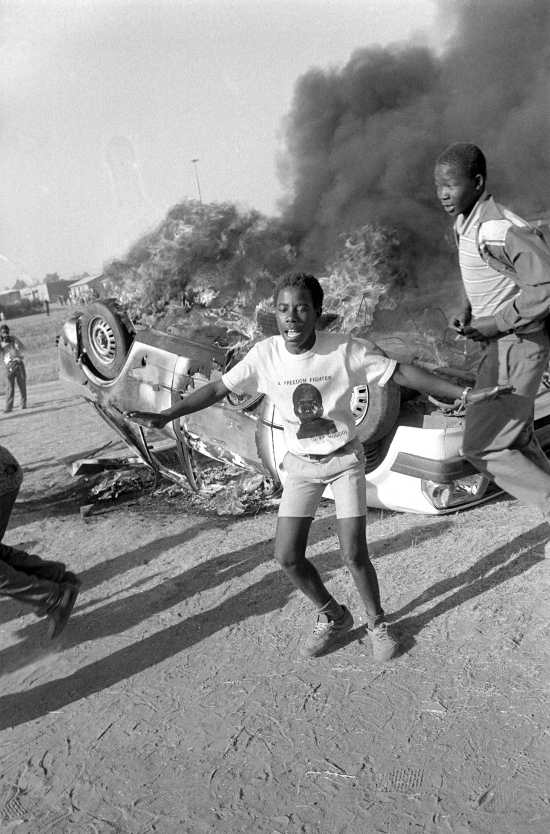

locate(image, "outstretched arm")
[[125, 378, 230, 428], [393, 363, 512, 405]]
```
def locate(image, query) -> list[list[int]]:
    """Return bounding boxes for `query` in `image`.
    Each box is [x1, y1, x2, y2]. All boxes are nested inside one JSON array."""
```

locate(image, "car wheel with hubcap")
[[80, 300, 134, 379]]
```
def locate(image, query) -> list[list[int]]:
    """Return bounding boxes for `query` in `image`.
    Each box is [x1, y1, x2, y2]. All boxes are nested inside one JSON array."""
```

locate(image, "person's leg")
[[0, 546, 80, 636], [275, 515, 354, 657], [5, 369, 15, 412], [1, 544, 67, 583], [336, 516, 382, 627], [0, 487, 20, 540], [0, 450, 24, 538], [17, 363, 26, 409], [276, 455, 351, 656], [0, 546, 61, 614], [275, 454, 332, 606], [329, 446, 380, 622], [463, 332, 550, 508], [1, 457, 78, 585], [336, 515, 398, 661], [331, 451, 399, 661], [274, 516, 337, 610]]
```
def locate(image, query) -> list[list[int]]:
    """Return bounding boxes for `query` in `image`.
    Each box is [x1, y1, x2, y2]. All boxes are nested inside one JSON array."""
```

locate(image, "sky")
[[0, 0, 440, 289]]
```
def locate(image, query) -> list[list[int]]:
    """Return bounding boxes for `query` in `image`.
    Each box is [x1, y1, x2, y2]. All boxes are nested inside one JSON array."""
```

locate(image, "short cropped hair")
[[436, 142, 487, 180], [0, 325, 9, 334], [274, 272, 324, 311]]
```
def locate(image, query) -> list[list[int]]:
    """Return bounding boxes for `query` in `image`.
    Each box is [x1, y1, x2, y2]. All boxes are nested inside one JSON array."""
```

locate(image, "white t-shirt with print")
[[222, 332, 397, 456]]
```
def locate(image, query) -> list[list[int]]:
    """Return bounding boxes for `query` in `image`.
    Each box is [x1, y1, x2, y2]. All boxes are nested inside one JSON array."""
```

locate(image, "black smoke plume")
[[105, 1, 549, 350], [279, 0, 550, 308]]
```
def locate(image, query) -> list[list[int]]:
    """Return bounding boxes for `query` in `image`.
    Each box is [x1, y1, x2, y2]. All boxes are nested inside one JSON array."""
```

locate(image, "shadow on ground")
[[1, 516, 539, 730], [390, 523, 547, 652]]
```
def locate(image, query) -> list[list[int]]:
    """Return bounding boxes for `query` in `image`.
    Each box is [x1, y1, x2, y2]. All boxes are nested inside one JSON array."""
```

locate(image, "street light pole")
[[191, 158, 202, 204]]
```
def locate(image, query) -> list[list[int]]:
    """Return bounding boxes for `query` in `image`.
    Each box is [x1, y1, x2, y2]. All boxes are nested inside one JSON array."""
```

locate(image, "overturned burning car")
[[57, 300, 550, 515]]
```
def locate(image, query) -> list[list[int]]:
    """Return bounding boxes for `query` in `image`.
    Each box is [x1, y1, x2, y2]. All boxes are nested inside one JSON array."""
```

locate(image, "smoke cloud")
[[279, 0, 550, 297]]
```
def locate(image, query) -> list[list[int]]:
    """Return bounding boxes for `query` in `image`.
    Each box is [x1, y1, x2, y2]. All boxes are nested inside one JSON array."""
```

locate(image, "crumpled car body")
[[57, 300, 550, 514]]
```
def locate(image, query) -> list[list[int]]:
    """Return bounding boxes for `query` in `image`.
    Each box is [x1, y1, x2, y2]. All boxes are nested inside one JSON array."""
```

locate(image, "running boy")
[[127, 272, 509, 661], [434, 142, 550, 512]]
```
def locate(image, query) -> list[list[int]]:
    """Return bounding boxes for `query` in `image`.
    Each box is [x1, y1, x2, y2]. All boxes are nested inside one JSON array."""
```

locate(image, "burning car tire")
[[80, 300, 134, 379]]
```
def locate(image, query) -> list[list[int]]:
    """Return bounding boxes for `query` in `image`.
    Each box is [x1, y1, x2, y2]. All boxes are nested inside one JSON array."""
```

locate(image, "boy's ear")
[[475, 173, 485, 193]]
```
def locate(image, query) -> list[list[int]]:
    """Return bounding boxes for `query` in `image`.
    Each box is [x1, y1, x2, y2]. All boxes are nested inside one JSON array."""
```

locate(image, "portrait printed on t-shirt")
[[292, 383, 338, 439]]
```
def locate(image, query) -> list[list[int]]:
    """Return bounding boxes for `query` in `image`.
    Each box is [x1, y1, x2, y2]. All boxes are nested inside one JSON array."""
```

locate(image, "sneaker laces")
[[312, 613, 333, 634], [371, 621, 393, 639], [370, 622, 398, 660], [311, 605, 348, 634]]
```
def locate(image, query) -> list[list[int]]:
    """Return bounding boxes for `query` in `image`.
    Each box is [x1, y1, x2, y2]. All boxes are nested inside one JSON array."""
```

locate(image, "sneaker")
[[47, 582, 80, 639], [369, 621, 399, 662], [301, 605, 354, 657], [32, 560, 67, 584], [63, 570, 82, 588]]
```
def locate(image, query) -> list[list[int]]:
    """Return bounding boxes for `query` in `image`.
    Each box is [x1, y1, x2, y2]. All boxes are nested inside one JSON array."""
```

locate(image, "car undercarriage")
[[57, 300, 550, 514]]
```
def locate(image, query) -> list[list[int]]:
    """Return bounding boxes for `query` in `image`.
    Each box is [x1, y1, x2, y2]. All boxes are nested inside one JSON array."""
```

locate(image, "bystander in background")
[[0, 324, 27, 412]]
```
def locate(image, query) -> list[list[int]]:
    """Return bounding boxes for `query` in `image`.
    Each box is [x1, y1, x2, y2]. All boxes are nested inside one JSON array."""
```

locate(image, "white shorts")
[[278, 440, 367, 519]]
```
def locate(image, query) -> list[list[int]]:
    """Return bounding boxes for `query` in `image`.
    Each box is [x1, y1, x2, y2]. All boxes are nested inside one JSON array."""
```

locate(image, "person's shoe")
[[47, 582, 80, 639], [368, 621, 399, 662], [63, 570, 82, 588], [301, 605, 354, 657], [30, 559, 67, 583]]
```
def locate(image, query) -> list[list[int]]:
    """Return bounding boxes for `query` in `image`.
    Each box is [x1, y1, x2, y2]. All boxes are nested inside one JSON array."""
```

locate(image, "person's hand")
[[461, 316, 500, 341], [430, 384, 514, 414], [464, 384, 514, 405], [449, 306, 472, 333], [124, 410, 171, 429]]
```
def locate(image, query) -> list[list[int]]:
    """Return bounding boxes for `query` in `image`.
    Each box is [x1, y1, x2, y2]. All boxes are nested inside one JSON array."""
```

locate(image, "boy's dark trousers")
[[462, 329, 550, 508], [5, 360, 26, 412], [0, 487, 63, 614]]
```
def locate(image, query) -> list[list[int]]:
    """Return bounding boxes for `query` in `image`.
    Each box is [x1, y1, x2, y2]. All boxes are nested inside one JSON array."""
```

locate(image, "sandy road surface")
[[0, 380, 549, 833]]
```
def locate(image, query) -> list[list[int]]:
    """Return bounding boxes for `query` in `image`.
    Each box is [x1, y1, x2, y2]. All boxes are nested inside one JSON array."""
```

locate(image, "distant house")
[[68, 273, 108, 303], [20, 280, 71, 305], [0, 289, 22, 308]]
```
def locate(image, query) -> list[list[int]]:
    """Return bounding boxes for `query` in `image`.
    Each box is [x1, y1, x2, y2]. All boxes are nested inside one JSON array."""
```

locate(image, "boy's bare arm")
[[449, 292, 472, 333], [393, 363, 512, 403], [125, 378, 230, 428]]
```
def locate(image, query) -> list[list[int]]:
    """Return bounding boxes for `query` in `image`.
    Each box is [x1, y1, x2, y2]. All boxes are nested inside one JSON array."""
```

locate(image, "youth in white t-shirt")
[[222, 331, 397, 456]]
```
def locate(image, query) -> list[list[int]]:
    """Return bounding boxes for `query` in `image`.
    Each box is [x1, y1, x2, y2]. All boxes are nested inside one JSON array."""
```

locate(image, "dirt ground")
[[0, 379, 549, 834]]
